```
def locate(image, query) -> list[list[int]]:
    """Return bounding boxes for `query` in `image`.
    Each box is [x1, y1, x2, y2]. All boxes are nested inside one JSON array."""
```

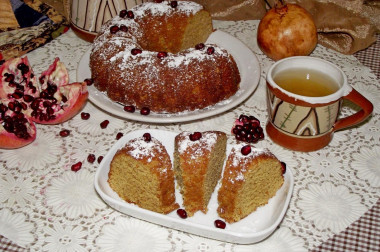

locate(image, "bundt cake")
[[108, 133, 179, 214], [173, 131, 227, 216], [217, 144, 284, 223], [90, 1, 240, 113]]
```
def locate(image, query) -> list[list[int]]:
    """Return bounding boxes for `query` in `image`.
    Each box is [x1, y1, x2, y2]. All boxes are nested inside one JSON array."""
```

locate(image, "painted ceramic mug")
[[266, 56, 373, 152]]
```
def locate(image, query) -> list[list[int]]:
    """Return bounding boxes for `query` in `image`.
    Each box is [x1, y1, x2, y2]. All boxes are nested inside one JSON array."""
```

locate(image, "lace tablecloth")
[[0, 20, 379, 251]]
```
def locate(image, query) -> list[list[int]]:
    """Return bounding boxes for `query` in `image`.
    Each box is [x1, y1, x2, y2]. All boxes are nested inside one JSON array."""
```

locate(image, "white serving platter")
[[94, 129, 294, 244], [77, 30, 260, 123]]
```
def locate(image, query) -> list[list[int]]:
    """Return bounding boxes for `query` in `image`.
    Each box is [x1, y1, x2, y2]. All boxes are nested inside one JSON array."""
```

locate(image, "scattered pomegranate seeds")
[[170, 1, 178, 8], [124, 105, 135, 113], [176, 209, 187, 219], [214, 219, 226, 229], [143, 133, 151, 142], [81, 112, 90, 120], [140, 107, 150, 115], [84, 78, 94, 86], [120, 25, 128, 32], [241, 145, 251, 156], [189, 132, 202, 141], [71, 162, 82, 172], [280, 161, 286, 174], [207, 47, 215, 55], [119, 9, 127, 18], [97, 156, 104, 164], [87, 154, 96, 163], [116, 132, 124, 140], [232, 114, 264, 143], [157, 52, 168, 59], [110, 25, 119, 34], [59, 129, 70, 137], [126, 10, 134, 19], [100, 120, 109, 129], [195, 43, 205, 50]]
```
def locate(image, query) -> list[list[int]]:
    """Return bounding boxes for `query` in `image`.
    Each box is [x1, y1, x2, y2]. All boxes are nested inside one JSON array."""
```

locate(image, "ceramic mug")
[[266, 56, 373, 152]]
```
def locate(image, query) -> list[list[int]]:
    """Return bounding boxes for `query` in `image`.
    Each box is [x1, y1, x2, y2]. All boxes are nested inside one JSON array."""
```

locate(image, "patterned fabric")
[[0, 0, 69, 61]]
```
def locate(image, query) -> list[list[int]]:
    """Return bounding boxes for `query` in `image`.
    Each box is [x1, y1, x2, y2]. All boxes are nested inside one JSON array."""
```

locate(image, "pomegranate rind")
[[39, 57, 69, 91], [32, 82, 89, 125]]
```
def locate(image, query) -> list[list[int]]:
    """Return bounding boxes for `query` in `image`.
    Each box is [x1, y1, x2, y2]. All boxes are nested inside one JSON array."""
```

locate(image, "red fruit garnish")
[[97, 156, 104, 164], [59, 129, 70, 137], [131, 48, 142, 55], [143, 133, 151, 142], [110, 25, 119, 34], [119, 9, 127, 18], [231, 114, 264, 144], [170, 1, 178, 8], [0, 57, 88, 149], [100, 120, 109, 129], [84, 78, 93, 86], [116, 132, 123, 140], [189, 132, 202, 141], [176, 209, 187, 219], [81, 112, 90, 120], [140, 107, 150, 115], [157, 52, 168, 59], [87, 154, 96, 163], [214, 219, 226, 229], [126, 10, 134, 19], [71, 161, 82, 172], [124, 105, 135, 113], [280, 161, 286, 174], [207, 47, 215, 55], [195, 43, 205, 50], [241, 145, 251, 155], [120, 25, 128, 32]]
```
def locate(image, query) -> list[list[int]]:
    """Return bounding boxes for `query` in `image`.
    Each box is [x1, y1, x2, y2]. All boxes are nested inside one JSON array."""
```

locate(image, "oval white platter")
[[94, 129, 294, 244], [77, 30, 260, 123]]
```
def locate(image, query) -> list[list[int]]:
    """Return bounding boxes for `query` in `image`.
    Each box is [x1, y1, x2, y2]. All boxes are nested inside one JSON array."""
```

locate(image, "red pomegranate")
[[0, 57, 88, 149]]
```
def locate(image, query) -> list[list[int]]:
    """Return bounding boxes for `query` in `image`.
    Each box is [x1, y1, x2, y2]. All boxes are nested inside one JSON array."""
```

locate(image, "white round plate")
[[77, 30, 260, 123], [94, 129, 294, 244]]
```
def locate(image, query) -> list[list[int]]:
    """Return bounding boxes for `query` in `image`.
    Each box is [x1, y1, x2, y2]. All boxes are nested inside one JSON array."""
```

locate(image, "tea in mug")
[[274, 68, 340, 97]]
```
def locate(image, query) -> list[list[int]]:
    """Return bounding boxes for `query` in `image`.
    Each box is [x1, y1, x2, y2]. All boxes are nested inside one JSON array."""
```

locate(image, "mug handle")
[[333, 88, 373, 132]]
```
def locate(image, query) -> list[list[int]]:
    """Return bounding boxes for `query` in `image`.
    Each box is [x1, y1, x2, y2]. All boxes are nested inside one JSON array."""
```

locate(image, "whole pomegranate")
[[0, 57, 88, 149], [257, 0, 317, 61]]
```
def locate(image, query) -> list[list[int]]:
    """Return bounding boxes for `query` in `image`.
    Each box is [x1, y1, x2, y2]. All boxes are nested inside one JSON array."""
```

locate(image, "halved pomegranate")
[[0, 57, 88, 149]]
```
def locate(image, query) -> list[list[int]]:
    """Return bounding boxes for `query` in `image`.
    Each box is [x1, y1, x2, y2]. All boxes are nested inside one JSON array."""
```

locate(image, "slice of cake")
[[108, 133, 179, 214], [217, 144, 284, 223], [173, 131, 227, 216]]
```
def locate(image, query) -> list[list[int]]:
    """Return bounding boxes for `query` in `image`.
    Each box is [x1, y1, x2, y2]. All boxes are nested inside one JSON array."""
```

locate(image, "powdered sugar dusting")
[[178, 132, 218, 159], [133, 1, 202, 17]]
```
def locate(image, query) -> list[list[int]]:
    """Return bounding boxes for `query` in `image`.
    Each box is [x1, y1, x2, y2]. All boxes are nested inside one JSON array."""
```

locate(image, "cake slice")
[[108, 133, 179, 214], [174, 131, 227, 216], [217, 144, 284, 223]]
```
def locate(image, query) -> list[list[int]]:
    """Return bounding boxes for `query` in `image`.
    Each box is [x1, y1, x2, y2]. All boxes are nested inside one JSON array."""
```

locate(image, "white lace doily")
[[0, 20, 379, 251]]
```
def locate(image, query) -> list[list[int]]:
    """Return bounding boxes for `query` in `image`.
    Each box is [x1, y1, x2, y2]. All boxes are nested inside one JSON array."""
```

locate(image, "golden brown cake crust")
[[174, 131, 227, 216], [217, 145, 284, 223], [90, 1, 240, 113], [108, 135, 179, 214]]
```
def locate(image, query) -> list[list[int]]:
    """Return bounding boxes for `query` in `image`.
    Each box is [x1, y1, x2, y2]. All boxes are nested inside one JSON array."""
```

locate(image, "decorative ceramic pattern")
[[0, 20, 379, 251]]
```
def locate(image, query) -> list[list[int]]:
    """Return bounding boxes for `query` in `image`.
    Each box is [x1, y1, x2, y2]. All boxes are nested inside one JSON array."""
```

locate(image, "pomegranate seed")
[[17, 63, 29, 74], [207, 47, 215, 55], [140, 107, 150, 115], [170, 1, 178, 8], [143, 133, 151, 142], [119, 9, 127, 18], [189, 132, 202, 141], [97, 156, 104, 163], [87, 154, 96, 163], [120, 25, 128, 32], [71, 162, 82, 172], [100, 120, 109, 129], [241, 145, 251, 156], [81, 112, 90, 120], [176, 209, 187, 219], [23, 94, 34, 102], [124, 105, 135, 113], [59, 129, 70, 137], [4, 73, 15, 82], [131, 48, 142, 55], [280, 161, 286, 174], [116, 132, 124, 140], [126, 10, 134, 19], [214, 219, 226, 229], [84, 78, 94, 86], [195, 43, 205, 50], [155, 0, 163, 2], [157, 52, 168, 59], [110, 25, 119, 34]]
